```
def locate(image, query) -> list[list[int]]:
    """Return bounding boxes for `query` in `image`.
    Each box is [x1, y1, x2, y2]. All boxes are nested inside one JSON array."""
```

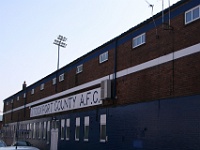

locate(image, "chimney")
[[22, 81, 27, 90]]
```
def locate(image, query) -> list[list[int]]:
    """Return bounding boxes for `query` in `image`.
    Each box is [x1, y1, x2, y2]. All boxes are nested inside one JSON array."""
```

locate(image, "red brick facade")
[[3, 0, 200, 123], [2, 1, 200, 149]]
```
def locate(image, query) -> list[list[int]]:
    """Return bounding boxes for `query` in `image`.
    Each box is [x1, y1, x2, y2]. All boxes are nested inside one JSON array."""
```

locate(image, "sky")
[[0, 0, 180, 114]]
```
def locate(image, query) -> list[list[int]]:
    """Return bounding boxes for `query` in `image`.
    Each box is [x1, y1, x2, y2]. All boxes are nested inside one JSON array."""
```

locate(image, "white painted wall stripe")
[[3, 43, 200, 115]]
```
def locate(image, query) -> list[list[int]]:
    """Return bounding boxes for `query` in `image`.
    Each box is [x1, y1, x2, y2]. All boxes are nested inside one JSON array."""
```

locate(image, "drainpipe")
[[113, 38, 118, 100]]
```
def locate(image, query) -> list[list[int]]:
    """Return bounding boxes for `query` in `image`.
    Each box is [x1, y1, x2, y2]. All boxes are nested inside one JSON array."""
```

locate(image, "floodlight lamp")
[[58, 35, 63, 40], [53, 40, 60, 45], [63, 37, 67, 41], [61, 42, 66, 45], [60, 43, 66, 48]]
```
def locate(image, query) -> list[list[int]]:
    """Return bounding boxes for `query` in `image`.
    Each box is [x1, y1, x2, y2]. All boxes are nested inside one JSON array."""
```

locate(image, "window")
[[75, 117, 80, 141], [52, 77, 56, 85], [84, 116, 89, 141], [26, 124, 29, 139], [11, 125, 15, 138], [33, 123, 36, 139], [23, 93, 26, 98], [43, 121, 46, 139], [61, 119, 65, 140], [132, 33, 146, 48], [56, 120, 60, 129], [100, 114, 106, 142], [29, 123, 32, 139], [38, 122, 42, 139], [47, 121, 50, 144], [17, 96, 20, 101], [40, 83, 44, 90], [18, 125, 21, 138], [66, 119, 70, 140], [11, 99, 13, 103], [59, 74, 64, 82], [99, 51, 108, 63], [185, 5, 200, 24], [31, 89, 34, 95], [76, 64, 83, 74]]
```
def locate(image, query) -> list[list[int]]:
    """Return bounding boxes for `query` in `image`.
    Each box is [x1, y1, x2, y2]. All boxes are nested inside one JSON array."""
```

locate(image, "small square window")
[[99, 51, 108, 63], [76, 64, 83, 74], [24, 93, 26, 98], [52, 77, 56, 85], [59, 74, 64, 82], [132, 33, 146, 48], [31, 89, 34, 95], [185, 5, 200, 24], [40, 83, 44, 90]]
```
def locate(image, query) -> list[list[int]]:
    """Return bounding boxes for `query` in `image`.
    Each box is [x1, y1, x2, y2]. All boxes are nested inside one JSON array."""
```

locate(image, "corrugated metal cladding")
[[2, 0, 200, 150]]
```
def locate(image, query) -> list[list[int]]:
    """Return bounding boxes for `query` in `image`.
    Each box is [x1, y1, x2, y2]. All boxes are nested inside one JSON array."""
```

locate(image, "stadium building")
[[2, 0, 200, 149]]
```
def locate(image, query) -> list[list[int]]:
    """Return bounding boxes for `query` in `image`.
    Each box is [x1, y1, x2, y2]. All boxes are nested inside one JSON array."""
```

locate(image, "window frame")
[[38, 122, 42, 139], [132, 33, 146, 48], [40, 83, 44, 91], [52, 77, 56, 85], [61, 119, 65, 140], [99, 51, 108, 63], [43, 121, 46, 139], [29, 123, 32, 139], [76, 64, 83, 74], [185, 5, 200, 24], [84, 116, 89, 141], [31, 89, 34, 95], [66, 119, 70, 140], [23, 93, 26, 98], [33, 123, 36, 139], [47, 121, 50, 144], [75, 117, 80, 141], [100, 114, 107, 142], [59, 74, 64, 82]]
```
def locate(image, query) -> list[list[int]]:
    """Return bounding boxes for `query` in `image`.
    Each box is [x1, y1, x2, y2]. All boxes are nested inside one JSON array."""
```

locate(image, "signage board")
[[30, 88, 101, 117]]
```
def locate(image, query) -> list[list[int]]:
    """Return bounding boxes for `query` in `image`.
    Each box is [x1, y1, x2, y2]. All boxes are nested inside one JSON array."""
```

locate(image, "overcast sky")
[[0, 0, 180, 113]]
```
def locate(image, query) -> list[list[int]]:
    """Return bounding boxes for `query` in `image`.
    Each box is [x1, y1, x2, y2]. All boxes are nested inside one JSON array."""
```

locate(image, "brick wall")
[[3, 1, 200, 123]]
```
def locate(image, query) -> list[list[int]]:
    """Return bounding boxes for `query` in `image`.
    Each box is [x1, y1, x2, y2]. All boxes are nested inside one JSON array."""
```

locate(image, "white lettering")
[[30, 88, 101, 117]]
